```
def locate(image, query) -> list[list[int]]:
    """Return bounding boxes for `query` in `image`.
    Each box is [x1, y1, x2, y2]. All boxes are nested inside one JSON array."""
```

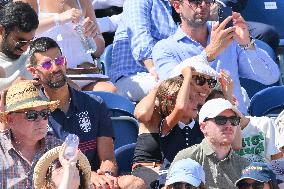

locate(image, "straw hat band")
[[6, 96, 45, 112]]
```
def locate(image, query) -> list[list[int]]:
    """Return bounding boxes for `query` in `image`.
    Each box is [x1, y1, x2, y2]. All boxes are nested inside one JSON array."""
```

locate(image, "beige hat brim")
[[33, 146, 91, 189], [0, 100, 59, 123]]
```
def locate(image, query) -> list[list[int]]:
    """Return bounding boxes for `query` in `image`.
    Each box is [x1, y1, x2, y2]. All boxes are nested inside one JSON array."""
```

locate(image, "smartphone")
[[218, 6, 233, 29]]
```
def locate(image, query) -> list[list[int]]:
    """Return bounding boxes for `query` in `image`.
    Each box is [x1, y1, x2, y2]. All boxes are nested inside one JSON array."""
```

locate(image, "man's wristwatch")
[[239, 37, 255, 50]]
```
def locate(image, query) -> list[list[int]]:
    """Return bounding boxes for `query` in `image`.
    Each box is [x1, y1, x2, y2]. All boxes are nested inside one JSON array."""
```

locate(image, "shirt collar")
[[200, 138, 233, 160], [173, 22, 213, 42], [178, 119, 195, 129]]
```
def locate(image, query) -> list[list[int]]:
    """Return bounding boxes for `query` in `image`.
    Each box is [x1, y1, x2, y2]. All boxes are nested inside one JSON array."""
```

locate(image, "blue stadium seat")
[[241, 0, 284, 42], [84, 91, 135, 117], [249, 85, 284, 116], [100, 44, 113, 76], [111, 116, 138, 149], [239, 39, 279, 98], [115, 143, 136, 175]]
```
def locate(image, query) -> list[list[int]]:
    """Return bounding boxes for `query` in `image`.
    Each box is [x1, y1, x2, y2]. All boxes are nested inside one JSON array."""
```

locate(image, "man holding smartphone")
[[152, 0, 280, 114]]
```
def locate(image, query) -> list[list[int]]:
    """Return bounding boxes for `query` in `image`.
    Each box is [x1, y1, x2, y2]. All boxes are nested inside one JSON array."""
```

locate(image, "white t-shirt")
[[235, 116, 280, 162], [0, 52, 32, 91], [274, 110, 284, 150]]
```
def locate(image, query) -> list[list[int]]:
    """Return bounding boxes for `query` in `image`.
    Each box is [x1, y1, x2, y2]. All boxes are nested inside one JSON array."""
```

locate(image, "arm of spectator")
[[124, 0, 156, 64], [96, 13, 121, 33], [82, 0, 105, 57], [92, 0, 124, 10], [144, 59, 159, 80], [152, 41, 182, 80], [161, 67, 193, 135]]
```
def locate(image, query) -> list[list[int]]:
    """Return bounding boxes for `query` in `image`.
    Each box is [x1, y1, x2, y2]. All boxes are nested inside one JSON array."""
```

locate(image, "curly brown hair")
[[156, 75, 183, 117]]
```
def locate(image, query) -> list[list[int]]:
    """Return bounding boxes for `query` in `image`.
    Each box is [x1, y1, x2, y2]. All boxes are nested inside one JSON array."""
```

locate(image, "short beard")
[[47, 71, 67, 89], [180, 13, 208, 28], [1, 37, 20, 59]]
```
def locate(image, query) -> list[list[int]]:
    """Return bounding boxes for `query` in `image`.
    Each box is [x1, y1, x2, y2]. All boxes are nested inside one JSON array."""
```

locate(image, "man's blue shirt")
[[48, 87, 114, 170], [110, 0, 177, 82], [153, 24, 280, 114]]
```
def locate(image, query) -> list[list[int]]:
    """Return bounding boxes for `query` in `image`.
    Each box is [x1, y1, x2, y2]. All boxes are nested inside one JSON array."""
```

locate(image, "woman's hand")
[[82, 17, 100, 38], [59, 8, 82, 24]]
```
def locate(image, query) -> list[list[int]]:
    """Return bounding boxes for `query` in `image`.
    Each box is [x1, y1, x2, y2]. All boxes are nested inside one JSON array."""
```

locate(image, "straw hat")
[[0, 80, 59, 123], [33, 146, 92, 189]]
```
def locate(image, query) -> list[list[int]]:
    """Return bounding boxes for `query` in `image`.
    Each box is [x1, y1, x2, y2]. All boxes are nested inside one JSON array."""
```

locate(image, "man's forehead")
[[217, 109, 236, 116]]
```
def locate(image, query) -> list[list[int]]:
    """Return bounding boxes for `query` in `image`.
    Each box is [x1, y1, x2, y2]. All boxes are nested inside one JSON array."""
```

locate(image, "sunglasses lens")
[[41, 60, 52, 70], [54, 56, 65, 66], [207, 79, 217, 88], [214, 116, 228, 125], [25, 110, 38, 121], [39, 109, 51, 120], [195, 76, 207, 86], [231, 117, 241, 126], [239, 181, 264, 189]]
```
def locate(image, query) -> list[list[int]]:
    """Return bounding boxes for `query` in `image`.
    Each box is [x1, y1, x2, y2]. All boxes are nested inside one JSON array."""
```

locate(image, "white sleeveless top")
[[36, 0, 94, 68]]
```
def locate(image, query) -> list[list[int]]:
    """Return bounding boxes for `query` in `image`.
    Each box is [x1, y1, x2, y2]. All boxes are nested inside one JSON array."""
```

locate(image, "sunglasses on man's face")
[[238, 181, 265, 189], [39, 56, 66, 70], [205, 115, 240, 126], [172, 182, 200, 189], [192, 75, 217, 88], [15, 109, 51, 121]]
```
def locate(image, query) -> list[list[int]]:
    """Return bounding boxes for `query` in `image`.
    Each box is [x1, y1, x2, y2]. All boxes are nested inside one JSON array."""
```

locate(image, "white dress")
[[36, 0, 94, 68]]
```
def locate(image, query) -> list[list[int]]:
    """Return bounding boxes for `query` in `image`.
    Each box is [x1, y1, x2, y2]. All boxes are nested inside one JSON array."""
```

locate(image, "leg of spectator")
[[117, 175, 146, 189], [82, 81, 117, 92], [247, 21, 280, 52], [115, 73, 157, 102]]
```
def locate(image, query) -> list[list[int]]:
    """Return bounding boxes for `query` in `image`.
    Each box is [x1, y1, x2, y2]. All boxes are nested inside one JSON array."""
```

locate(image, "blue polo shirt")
[[48, 87, 114, 170]]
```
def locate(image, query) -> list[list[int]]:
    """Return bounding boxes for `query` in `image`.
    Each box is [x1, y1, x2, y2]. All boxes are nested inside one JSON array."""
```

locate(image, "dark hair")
[[29, 37, 62, 66], [0, 2, 38, 35], [156, 75, 183, 117], [205, 89, 224, 102]]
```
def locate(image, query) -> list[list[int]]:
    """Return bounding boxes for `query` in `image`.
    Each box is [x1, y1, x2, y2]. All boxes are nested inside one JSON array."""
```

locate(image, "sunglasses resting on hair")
[[39, 56, 66, 70], [14, 109, 51, 121], [204, 116, 240, 126], [192, 75, 217, 88]]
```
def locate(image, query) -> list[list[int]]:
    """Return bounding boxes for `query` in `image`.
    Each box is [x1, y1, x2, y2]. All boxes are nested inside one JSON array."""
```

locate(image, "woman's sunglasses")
[[238, 181, 265, 189], [14, 109, 51, 121], [192, 75, 217, 88], [39, 56, 66, 70], [204, 116, 241, 126]]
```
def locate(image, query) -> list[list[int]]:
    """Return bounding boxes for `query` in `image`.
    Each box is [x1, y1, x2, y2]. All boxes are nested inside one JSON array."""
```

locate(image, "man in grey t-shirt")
[[171, 98, 249, 189]]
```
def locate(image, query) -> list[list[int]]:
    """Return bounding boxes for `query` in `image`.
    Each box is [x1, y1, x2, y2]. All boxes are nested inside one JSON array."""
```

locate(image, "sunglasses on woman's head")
[[39, 56, 65, 70], [204, 116, 240, 126], [238, 181, 265, 189], [192, 75, 217, 88], [14, 109, 51, 121]]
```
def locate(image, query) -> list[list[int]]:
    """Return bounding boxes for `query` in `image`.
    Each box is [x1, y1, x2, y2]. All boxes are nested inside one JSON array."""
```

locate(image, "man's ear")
[[200, 122, 207, 134], [26, 64, 38, 77], [172, 0, 182, 14], [0, 25, 5, 37]]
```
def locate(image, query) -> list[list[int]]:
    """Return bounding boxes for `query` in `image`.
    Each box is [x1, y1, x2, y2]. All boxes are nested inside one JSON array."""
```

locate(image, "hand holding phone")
[[218, 6, 233, 29]]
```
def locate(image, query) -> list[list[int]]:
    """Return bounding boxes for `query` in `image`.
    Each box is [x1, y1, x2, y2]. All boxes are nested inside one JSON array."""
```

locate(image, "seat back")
[[84, 91, 135, 117], [111, 116, 138, 149], [240, 39, 278, 98], [100, 44, 113, 76], [115, 143, 136, 175], [249, 85, 284, 116], [241, 0, 284, 40]]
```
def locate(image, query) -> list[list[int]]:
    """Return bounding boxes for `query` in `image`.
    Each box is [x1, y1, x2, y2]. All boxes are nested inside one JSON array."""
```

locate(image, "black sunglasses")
[[204, 115, 240, 126], [15, 109, 51, 121], [238, 181, 265, 189], [187, 0, 215, 6], [172, 182, 200, 189], [192, 75, 217, 88]]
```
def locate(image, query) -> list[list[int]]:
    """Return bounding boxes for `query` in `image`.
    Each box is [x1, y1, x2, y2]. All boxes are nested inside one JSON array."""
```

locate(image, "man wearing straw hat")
[[27, 37, 146, 189], [0, 80, 62, 188]]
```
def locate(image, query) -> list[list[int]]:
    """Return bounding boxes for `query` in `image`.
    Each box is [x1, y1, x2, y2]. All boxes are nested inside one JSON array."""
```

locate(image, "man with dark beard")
[[152, 0, 280, 115], [0, 1, 38, 91], [27, 37, 146, 189], [171, 98, 249, 188]]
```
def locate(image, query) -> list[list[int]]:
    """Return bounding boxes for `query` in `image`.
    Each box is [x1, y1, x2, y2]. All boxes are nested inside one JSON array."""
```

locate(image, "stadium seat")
[[100, 44, 113, 76], [239, 39, 279, 99], [115, 143, 136, 175], [84, 91, 135, 117], [111, 116, 138, 149], [249, 85, 284, 116]]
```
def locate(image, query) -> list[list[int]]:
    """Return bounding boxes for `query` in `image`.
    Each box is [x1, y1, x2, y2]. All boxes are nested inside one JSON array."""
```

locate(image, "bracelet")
[[238, 37, 255, 50], [104, 171, 114, 176]]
